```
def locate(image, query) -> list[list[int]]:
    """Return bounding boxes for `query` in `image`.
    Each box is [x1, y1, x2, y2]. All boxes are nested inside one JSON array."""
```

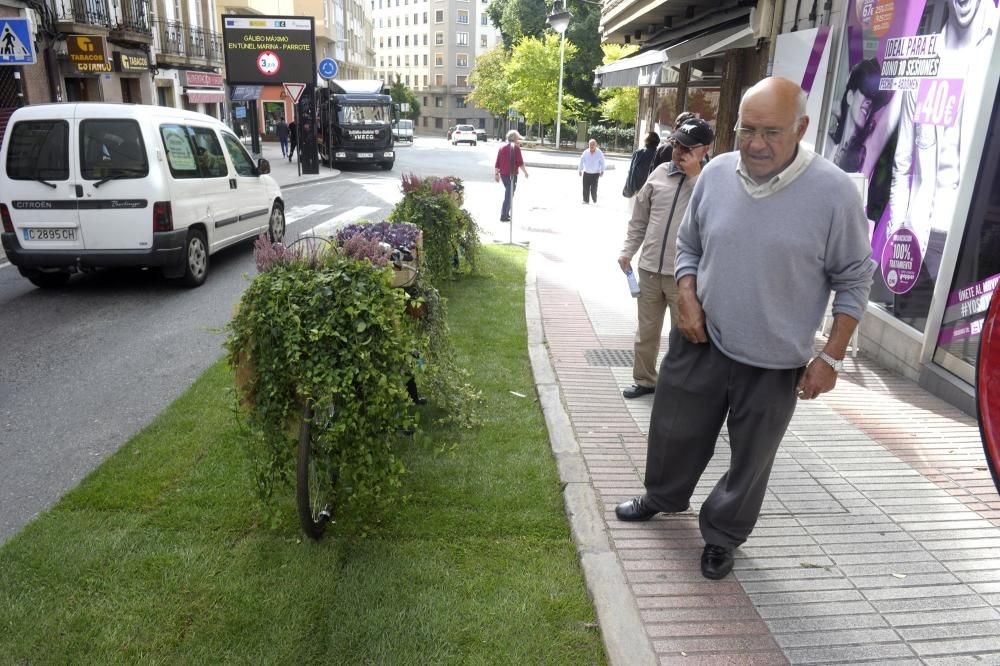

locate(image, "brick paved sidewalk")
[[523, 182, 1000, 665]]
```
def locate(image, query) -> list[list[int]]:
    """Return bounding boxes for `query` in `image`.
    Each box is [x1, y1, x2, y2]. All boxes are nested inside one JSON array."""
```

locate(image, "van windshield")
[[337, 104, 391, 126], [6, 120, 69, 181], [398, 120, 413, 129]]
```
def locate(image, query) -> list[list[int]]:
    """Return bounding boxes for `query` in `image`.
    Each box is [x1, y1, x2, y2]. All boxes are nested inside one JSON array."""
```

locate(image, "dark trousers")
[[501, 175, 517, 220], [582, 172, 600, 202], [643, 329, 802, 548]]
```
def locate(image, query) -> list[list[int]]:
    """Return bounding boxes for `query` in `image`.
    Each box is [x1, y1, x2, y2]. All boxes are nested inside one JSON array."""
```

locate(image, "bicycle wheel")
[[296, 400, 336, 539]]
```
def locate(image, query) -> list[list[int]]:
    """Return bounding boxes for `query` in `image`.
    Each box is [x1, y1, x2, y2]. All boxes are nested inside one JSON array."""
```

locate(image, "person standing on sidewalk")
[[578, 139, 605, 204], [275, 118, 289, 158], [617, 119, 714, 400], [288, 121, 298, 162], [495, 130, 528, 222], [623, 132, 660, 198], [615, 77, 875, 581]]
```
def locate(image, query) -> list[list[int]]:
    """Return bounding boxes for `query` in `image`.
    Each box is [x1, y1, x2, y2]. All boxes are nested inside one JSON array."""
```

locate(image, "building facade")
[[371, 0, 501, 136]]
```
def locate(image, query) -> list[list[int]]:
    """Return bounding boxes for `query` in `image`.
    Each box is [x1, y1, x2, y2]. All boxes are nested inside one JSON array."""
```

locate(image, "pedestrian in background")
[[618, 118, 714, 400], [578, 139, 605, 204], [615, 77, 875, 581], [288, 121, 298, 162], [275, 118, 289, 158], [649, 111, 698, 175], [494, 130, 528, 223], [623, 132, 660, 198]]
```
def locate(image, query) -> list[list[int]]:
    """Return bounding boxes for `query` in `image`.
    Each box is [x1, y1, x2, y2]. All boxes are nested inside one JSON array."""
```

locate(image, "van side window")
[[80, 119, 149, 181], [190, 127, 229, 178], [6, 120, 69, 181], [222, 133, 256, 177], [160, 124, 199, 179]]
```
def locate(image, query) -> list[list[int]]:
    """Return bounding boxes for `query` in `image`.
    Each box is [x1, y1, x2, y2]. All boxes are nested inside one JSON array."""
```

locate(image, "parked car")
[[475, 129, 488, 143], [392, 118, 414, 143], [0, 103, 284, 289], [451, 124, 478, 146]]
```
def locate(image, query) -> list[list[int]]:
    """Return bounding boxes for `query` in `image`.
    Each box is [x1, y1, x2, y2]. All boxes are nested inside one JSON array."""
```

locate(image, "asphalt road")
[[0, 138, 506, 544]]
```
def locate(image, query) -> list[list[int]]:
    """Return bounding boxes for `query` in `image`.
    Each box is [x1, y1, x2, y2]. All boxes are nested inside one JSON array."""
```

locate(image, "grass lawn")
[[0, 245, 607, 664]]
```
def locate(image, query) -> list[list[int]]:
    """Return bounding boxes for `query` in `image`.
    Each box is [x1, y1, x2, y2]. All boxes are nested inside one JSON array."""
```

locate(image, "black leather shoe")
[[615, 496, 659, 521], [701, 544, 734, 580], [622, 384, 655, 399]]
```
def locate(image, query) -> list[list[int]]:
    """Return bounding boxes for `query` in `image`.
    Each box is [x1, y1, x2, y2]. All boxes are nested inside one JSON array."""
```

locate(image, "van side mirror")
[[257, 158, 270, 175]]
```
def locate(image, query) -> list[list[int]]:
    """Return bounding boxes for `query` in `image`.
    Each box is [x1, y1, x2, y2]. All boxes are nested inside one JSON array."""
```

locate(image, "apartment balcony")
[[52, 0, 112, 34], [110, 0, 153, 45], [154, 19, 223, 69]]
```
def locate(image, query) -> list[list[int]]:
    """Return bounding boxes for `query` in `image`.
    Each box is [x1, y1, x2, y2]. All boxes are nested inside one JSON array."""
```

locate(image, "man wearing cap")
[[618, 118, 714, 400], [495, 130, 528, 222], [648, 111, 699, 174], [615, 77, 874, 581]]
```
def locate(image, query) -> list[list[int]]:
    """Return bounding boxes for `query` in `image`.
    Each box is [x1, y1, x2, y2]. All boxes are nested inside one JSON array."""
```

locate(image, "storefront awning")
[[663, 24, 756, 65], [594, 49, 667, 88], [185, 90, 226, 104]]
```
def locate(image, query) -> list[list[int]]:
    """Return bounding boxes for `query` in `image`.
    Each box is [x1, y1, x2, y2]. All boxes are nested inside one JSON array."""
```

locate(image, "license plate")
[[23, 228, 77, 241], [357, 152, 374, 158]]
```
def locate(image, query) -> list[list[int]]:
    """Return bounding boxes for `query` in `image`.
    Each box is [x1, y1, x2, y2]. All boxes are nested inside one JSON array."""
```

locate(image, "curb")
[[524, 251, 657, 666], [277, 172, 341, 189], [523, 162, 618, 171]]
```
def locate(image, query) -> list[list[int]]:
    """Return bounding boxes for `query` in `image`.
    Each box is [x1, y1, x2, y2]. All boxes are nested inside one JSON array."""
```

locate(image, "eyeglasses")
[[733, 122, 799, 143], [669, 140, 702, 153]]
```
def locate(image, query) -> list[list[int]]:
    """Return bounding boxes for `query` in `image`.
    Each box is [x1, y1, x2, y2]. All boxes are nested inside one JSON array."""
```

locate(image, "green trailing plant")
[[227, 238, 418, 527], [389, 173, 480, 284], [406, 281, 481, 429]]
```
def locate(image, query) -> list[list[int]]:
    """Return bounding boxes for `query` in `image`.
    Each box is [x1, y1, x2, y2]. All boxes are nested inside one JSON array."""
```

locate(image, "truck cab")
[[317, 80, 396, 170]]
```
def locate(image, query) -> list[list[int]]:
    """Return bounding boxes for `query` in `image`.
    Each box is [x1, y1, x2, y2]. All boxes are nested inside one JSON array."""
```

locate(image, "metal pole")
[[555, 30, 566, 150]]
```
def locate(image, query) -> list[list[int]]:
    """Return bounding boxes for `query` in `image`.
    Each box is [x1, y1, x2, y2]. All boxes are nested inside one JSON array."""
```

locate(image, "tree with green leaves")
[[485, 0, 547, 50], [467, 47, 513, 117], [508, 34, 581, 128], [389, 77, 421, 121], [598, 44, 638, 125]]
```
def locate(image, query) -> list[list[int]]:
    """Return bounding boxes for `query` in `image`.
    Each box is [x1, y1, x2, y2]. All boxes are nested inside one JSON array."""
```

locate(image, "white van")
[[393, 119, 414, 143], [0, 103, 285, 288]]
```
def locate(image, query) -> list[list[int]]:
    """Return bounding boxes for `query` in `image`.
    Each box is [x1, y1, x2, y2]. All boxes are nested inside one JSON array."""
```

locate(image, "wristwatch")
[[817, 351, 844, 373]]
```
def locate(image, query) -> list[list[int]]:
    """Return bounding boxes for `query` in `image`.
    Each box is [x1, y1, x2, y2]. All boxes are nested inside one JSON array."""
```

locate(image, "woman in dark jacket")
[[623, 132, 660, 198]]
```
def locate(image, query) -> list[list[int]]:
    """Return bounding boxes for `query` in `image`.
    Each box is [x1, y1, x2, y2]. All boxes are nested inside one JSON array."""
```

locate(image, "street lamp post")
[[546, 1, 571, 150]]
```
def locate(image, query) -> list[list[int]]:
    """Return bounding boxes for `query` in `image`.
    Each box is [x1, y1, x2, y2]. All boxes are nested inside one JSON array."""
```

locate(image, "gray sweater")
[[675, 151, 875, 369]]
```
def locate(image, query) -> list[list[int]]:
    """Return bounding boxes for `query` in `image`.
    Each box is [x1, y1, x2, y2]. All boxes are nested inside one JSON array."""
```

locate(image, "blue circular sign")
[[318, 58, 338, 80]]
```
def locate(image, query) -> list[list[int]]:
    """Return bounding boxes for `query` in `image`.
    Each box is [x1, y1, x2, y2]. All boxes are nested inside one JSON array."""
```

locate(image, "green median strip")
[[0, 245, 607, 664]]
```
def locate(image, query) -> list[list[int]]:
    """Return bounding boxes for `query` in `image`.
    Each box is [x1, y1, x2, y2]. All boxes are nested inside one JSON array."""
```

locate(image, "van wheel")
[[268, 204, 285, 243], [181, 228, 208, 288], [20, 268, 70, 289]]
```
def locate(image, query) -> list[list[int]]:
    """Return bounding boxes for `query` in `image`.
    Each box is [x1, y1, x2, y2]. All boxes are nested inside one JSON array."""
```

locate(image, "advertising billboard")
[[222, 16, 315, 85], [824, 0, 1000, 331]]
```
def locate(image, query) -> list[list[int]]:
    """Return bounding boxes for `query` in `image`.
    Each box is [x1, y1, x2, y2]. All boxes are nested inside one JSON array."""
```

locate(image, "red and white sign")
[[282, 82, 306, 104], [182, 71, 224, 88], [256, 50, 280, 76]]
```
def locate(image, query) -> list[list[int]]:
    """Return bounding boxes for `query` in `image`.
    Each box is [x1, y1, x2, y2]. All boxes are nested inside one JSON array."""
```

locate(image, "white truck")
[[393, 119, 414, 143]]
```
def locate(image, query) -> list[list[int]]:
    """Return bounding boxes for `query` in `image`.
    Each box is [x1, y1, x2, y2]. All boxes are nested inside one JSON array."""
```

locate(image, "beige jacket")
[[621, 162, 698, 276]]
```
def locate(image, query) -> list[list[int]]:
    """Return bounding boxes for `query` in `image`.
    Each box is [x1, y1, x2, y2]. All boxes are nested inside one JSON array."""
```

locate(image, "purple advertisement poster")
[[825, 0, 1000, 330]]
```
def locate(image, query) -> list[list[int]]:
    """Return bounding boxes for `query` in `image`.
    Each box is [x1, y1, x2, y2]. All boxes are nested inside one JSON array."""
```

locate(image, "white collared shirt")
[[736, 144, 816, 198]]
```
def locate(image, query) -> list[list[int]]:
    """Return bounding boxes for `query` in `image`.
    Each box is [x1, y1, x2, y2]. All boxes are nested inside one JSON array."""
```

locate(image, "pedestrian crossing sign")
[[0, 18, 35, 66]]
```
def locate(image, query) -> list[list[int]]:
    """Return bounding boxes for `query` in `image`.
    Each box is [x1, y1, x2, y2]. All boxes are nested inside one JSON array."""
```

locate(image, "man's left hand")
[[796, 358, 838, 400]]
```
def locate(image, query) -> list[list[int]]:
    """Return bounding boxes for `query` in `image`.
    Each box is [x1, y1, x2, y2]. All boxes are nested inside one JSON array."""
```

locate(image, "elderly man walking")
[[618, 118, 714, 399], [578, 139, 605, 204], [615, 77, 875, 581]]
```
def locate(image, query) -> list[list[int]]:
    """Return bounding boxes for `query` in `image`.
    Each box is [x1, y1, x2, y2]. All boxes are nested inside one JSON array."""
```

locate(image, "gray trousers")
[[643, 329, 802, 548]]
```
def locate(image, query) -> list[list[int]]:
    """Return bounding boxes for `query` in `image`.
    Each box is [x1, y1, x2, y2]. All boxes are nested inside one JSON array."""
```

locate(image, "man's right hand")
[[677, 276, 708, 343], [617, 256, 631, 273]]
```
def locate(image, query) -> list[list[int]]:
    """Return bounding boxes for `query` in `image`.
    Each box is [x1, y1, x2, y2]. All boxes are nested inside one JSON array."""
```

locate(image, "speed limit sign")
[[256, 50, 281, 76]]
